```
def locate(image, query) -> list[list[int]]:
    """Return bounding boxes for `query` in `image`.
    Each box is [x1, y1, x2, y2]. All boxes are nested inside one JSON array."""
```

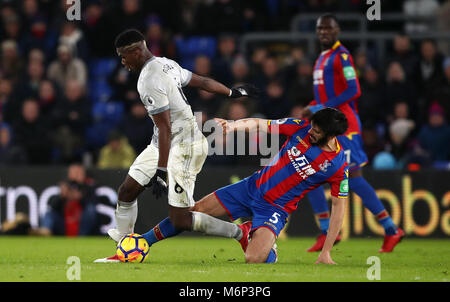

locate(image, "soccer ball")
[[116, 233, 149, 263]]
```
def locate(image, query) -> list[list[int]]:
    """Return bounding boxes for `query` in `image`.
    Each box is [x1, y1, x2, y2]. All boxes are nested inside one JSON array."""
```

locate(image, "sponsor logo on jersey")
[[313, 69, 324, 85], [287, 146, 317, 179], [340, 179, 349, 193], [343, 66, 356, 80]]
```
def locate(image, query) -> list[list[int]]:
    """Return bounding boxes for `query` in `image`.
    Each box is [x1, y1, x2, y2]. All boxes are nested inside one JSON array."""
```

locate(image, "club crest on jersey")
[[319, 160, 331, 172]]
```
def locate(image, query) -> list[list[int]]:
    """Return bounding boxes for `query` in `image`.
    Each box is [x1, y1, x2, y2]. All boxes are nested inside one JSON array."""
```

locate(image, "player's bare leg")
[[245, 227, 277, 263], [191, 192, 228, 217]]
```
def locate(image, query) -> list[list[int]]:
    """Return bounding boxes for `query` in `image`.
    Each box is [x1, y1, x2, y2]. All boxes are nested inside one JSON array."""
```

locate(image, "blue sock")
[[349, 176, 397, 235], [142, 217, 182, 246], [318, 214, 330, 235], [349, 176, 385, 214], [307, 186, 330, 234], [265, 249, 277, 263], [377, 211, 398, 236]]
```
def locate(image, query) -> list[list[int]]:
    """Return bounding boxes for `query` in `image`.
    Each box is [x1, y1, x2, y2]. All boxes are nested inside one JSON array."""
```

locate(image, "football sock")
[[142, 217, 181, 246], [307, 187, 330, 235], [317, 212, 330, 235], [376, 210, 398, 236], [115, 200, 138, 235], [265, 249, 277, 263], [349, 176, 397, 235], [192, 211, 242, 239]]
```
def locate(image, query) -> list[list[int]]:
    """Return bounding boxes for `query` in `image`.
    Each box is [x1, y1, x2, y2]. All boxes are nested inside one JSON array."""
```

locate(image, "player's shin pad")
[[115, 200, 138, 235], [191, 211, 242, 239]]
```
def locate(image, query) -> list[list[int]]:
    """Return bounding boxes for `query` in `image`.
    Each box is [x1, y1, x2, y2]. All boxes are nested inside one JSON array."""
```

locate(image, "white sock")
[[115, 200, 138, 235], [191, 211, 242, 239]]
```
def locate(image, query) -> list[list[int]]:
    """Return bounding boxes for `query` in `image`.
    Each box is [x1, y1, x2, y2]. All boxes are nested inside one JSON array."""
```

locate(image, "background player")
[[95, 29, 258, 263], [139, 108, 350, 264], [301, 14, 404, 253]]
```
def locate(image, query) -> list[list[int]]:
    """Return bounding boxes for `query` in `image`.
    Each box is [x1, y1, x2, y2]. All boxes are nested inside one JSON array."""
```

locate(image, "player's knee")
[[191, 202, 203, 212]]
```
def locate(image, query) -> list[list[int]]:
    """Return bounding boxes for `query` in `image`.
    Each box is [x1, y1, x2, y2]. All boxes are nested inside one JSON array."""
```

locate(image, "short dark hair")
[[115, 29, 145, 48], [310, 107, 348, 137], [319, 13, 339, 26]]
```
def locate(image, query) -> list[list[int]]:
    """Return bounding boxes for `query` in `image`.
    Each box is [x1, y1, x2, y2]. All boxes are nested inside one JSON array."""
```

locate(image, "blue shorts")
[[214, 174, 289, 237], [337, 133, 368, 172]]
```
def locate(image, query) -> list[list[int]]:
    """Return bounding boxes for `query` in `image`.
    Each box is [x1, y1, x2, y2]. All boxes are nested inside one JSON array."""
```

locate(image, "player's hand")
[[229, 84, 259, 99], [214, 118, 228, 134], [315, 251, 337, 265], [301, 106, 313, 119], [146, 167, 168, 198]]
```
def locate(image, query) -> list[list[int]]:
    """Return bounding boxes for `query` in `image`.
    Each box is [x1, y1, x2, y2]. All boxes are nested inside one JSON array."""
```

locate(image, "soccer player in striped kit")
[[301, 14, 404, 253], [140, 108, 350, 264]]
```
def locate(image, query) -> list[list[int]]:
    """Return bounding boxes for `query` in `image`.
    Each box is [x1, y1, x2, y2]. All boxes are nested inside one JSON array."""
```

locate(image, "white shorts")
[[128, 136, 208, 208]]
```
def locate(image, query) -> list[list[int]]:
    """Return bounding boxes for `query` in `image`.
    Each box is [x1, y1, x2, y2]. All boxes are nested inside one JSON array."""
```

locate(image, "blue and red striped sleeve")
[[267, 118, 309, 137], [322, 51, 361, 108], [328, 163, 349, 199]]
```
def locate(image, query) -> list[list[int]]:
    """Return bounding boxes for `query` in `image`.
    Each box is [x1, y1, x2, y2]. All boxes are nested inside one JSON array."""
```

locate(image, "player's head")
[[115, 29, 150, 72], [308, 107, 348, 146], [316, 13, 340, 49]]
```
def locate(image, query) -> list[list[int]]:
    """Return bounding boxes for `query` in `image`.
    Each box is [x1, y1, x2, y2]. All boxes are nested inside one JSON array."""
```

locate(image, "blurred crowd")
[[0, 0, 449, 170], [0, 163, 102, 236]]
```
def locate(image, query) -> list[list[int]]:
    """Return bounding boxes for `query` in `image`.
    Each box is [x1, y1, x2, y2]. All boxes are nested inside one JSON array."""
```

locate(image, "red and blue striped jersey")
[[311, 41, 362, 136], [252, 118, 349, 213]]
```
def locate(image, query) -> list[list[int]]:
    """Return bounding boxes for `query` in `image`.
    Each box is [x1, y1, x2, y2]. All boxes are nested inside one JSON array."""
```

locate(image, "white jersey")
[[137, 56, 203, 146]]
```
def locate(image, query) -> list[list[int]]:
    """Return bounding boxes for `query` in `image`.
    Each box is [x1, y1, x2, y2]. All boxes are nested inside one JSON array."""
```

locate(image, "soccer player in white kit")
[[94, 29, 259, 263]]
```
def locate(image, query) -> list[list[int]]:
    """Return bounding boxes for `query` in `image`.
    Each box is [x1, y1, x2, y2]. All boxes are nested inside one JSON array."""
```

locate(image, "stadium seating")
[[174, 36, 216, 70], [88, 58, 118, 102], [86, 101, 124, 148]]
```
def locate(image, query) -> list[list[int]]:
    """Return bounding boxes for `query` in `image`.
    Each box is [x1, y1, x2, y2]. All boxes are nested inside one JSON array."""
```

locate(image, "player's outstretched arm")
[[188, 73, 259, 99], [214, 118, 269, 134], [316, 196, 346, 265]]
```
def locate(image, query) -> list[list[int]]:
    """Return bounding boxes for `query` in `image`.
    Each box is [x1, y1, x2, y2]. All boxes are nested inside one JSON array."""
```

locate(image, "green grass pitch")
[[0, 236, 449, 282]]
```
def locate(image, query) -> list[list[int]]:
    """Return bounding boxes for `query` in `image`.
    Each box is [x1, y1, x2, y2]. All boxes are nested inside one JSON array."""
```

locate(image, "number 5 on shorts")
[[269, 212, 281, 224]]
